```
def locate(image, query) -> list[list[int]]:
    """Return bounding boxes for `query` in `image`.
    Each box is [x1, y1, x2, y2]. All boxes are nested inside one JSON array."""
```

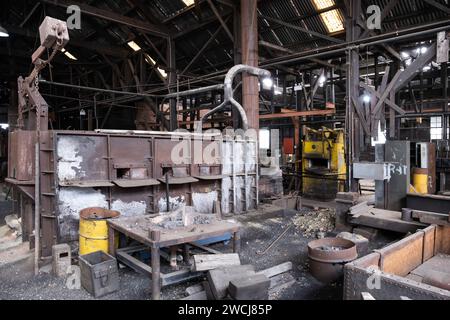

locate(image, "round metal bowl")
[[308, 237, 358, 283], [80, 207, 120, 220]]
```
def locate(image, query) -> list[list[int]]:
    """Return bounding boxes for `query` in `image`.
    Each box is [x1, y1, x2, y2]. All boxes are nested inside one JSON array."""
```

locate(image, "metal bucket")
[[79, 207, 120, 255], [308, 237, 358, 283]]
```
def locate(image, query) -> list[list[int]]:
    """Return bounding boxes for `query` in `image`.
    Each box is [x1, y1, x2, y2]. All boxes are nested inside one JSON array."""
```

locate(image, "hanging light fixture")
[[0, 25, 9, 38]]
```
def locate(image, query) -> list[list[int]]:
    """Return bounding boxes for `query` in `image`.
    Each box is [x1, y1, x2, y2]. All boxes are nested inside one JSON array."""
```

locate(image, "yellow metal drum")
[[79, 207, 120, 255], [412, 168, 429, 194]]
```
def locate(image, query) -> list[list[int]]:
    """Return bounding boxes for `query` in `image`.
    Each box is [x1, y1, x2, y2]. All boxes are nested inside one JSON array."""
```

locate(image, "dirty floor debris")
[[292, 208, 336, 238], [0, 203, 395, 300]]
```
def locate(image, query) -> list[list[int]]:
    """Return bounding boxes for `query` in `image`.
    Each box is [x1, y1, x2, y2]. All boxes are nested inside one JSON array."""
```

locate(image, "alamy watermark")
[[367, 5, 381, 30], [168, 126, 280, 173], [366, 265, 382, 290], [66, 5, 81, 30]]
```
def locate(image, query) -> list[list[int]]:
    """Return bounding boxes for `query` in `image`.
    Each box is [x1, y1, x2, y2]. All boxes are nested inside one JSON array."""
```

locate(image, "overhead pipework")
[[200, 64, 271, 131]]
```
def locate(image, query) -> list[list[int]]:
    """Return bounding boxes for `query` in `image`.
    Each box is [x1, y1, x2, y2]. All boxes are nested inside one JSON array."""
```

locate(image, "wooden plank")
[[185, 284, 204, 296], [350, 209, 427, 233], [193, 253, 241, 271], [412, 210, 450, 226], [116, 251, 152, 277], [256, 261, 293, 278], [189, 242, 222, 254]]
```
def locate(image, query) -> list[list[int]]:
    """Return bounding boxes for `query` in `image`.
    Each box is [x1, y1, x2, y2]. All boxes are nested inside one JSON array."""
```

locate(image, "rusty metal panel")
[[59, 180, 114, 187], [57, 186, 110, 241], [158, 176, 198, 184], [8, 131, 35, 181], [110, 136, 154, 179], [110, 186, 153, 217], [344, 263, 450, 300], [192, 180, 221, 214], [377, 232, 424, 277], [435, 225, 450, 254], [345, 226, 450, 300], [47, 131, 257, 244], [422, 225, 437, 262], [113, 179, 159, 188], [56, 134, 109, 183]]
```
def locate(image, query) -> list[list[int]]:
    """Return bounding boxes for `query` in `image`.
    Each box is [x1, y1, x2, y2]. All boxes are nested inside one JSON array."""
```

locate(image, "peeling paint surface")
[[158, 195, 185, 212], [221, 177, 231, 214], [111, 200, 147, 217], [57, 187, 108, 241], [57, 136, 86, 181], [192, 191, 218, 213]]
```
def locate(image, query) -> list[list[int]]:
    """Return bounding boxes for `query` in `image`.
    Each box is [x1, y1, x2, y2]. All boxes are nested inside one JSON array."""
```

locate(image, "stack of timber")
[[348, 202, 427, 233], [182, 260, 294, 300]]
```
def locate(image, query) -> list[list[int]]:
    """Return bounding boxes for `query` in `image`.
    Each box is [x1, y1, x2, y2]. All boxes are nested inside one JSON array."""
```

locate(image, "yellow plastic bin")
[[79, 207, 120, 255]]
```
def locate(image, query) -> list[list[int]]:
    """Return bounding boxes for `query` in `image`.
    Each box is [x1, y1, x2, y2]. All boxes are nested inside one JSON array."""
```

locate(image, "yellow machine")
[[302, 127, 346, 200]]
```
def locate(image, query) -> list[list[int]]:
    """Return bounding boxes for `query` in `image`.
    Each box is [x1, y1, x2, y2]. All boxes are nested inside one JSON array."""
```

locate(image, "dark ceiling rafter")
[[41, 0, 170, 38]]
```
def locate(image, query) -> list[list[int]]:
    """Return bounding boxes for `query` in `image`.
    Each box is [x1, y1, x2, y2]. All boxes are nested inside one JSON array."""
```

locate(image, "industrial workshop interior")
[[0, 0, 449, 305]]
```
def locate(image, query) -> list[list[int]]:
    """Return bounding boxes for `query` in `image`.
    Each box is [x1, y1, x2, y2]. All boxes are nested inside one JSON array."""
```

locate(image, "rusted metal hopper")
[[308, 237, 358, 283]]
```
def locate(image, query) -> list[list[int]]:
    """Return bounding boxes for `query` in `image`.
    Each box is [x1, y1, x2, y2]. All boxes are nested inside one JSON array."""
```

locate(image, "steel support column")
[[233, 5, 242, 129], [345, 0, 363, 192], [241, 0, 259, 131], [442, 62, 448, 140], [167, 38, 177, 131]]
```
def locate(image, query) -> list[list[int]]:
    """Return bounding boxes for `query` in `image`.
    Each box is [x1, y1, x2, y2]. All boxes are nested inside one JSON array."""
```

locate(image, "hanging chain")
[[35, 74, 39, 92]]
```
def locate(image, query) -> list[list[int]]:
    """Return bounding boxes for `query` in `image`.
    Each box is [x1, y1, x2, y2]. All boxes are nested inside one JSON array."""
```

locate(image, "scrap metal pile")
[[292, 208, 336, 237]]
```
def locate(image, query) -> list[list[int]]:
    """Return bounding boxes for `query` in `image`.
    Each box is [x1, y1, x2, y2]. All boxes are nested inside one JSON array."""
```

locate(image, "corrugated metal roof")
[[3, 0, 449, 76]]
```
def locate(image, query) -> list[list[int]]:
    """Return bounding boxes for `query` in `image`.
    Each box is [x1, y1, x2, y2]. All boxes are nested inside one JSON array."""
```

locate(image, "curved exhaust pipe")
[[199, 64, 271, 131]]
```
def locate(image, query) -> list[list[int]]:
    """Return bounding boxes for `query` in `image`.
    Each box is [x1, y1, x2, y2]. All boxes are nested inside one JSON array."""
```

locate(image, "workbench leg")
[[233, 231, 241, 253], [151, 245, 161, 300], [183, 244, 190, 263], [108, 227, 116, 256], [170, 246, 178, 270]]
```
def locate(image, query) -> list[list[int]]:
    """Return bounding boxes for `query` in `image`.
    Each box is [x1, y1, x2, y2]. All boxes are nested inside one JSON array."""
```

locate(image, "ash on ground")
[[318, 245, 344, 251], [153, 206, 217, 229], [292, 208, 336, 238]]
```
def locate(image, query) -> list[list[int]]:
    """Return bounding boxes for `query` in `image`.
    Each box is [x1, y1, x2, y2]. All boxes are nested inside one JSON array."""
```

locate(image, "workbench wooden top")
[[108, 215, 240, 248]]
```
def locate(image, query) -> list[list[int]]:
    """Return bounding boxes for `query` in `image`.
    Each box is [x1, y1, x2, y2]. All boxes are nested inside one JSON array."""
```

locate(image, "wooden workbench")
[[107, 215, 241, 300]]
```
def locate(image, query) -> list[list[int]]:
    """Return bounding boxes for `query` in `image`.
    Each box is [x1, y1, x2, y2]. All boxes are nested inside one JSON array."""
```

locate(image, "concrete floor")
[[0, 202, 396, 300]]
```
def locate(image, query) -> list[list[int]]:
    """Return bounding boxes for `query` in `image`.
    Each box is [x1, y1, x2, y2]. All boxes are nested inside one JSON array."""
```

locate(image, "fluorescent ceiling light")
[[312, 0, 335, 10], [145, 53, 156, 65], [0, 25, 9, 37], [157, 67, 168, 78], [127, 41, 141, 52], [320, 9, 344, 33], [182, 0, 195, 6], [61, 48, 77, 60], [144, 53, 167, 78]]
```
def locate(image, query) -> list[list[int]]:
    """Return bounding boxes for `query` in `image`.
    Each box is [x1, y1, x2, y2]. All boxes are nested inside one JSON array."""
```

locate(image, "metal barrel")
[[412, 168, 429, 194], [79, 207, 120, 255]]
